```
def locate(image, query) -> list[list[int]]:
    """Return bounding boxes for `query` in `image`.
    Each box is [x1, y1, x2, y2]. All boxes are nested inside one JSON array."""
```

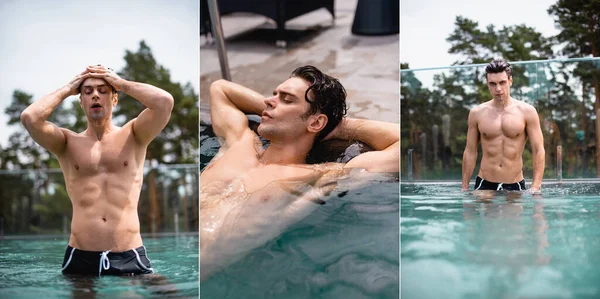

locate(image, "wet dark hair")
[[290, 65, 347, 143], [485, 59, 512, 79]]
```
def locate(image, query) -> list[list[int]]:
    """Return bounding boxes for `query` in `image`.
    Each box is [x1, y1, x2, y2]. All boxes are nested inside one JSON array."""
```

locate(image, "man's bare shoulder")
[[47, 127, 79, 157], [470, 101, 493, 113], [120, 118, 143, 139], [59, 127, 79, 138], [514, 99, 537, 112], [514, 100, 541, 124], [468, 101, 490, 121], [475, 99, 497, 109]]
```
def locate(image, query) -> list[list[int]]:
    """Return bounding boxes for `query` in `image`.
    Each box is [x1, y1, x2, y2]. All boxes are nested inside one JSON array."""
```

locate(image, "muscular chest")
[[479, 109, 526, 140], [241, 165, 320, 194], [201, 153, 320, 196], [62, 133, 141, 175]]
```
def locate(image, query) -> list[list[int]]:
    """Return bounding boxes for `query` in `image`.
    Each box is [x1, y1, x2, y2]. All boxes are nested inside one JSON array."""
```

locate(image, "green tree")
[[114, 40, 199, 232], [3, 90, 78, 169], [117, 40, 198, 164], [447, 16, 553, 91], [548, 0, 600, 175], [1, 91, 50, 234]]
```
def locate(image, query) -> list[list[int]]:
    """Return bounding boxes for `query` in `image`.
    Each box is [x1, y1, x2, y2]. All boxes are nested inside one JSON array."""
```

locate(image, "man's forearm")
[[216, 80, 266, 115], [332, 118, 399, 150], [462, 150, 477, 190], [531, 149, 545, 189], [120, 80, 174, 111], [21, 86, 70, 126]]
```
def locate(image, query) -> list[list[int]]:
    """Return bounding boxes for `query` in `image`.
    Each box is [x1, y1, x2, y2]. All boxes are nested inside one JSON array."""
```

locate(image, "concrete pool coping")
[[200, 0, 399, 125]]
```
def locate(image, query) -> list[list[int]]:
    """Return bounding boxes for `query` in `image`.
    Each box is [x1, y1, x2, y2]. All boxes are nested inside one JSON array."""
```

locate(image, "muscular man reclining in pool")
[[21, 65, 173, 276], [200, 65, 399, 280]]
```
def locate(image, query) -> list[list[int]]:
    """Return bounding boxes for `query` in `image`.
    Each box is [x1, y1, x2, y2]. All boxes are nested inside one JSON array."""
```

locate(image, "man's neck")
[[492, 95, 512, 109], [260, 138, 314, 165], [85, 118, 114, 141]]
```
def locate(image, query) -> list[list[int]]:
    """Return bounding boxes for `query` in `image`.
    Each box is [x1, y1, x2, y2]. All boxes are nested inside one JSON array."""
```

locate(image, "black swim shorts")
[[474, 176, 527, 191], [61, 245, 154, 276]]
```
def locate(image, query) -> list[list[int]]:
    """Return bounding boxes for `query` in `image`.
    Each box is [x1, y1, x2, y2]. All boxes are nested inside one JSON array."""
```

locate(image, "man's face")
[[257, 77, 320, 141], [486, 71, 512, 102], [79, 78, 117, 121]]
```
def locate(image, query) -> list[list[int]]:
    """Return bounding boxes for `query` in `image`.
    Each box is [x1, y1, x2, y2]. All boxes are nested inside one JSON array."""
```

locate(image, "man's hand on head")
[[87, 64, 123, 91], [66, 69, 92, 96]]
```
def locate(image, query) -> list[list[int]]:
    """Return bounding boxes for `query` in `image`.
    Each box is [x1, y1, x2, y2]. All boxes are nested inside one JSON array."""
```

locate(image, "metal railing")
[[0, 164, 199, 236]]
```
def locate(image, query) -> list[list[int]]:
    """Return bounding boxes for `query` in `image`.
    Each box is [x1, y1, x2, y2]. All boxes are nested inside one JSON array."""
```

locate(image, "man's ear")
[[307, 114, 328, 133], [112, 92, 118, 106], [79, 96, 83, 108]]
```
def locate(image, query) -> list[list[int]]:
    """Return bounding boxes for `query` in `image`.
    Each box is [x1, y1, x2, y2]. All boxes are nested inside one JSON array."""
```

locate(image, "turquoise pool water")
[[401, 182, 600, 299], [0, 234, 198, 298], [201, 179, 400, 299], [200, 124, 399, 298]]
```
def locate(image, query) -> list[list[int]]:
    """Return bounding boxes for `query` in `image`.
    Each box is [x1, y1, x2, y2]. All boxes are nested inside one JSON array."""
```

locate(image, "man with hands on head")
[[461, 59, 545, 194], [21, 64, 174, 276]]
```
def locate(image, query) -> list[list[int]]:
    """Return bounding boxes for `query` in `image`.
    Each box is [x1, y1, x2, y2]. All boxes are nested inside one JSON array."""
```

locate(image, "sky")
[[0, 0, 198, 147], [0, 0, 565, 146], [401, 0, 561, 86]]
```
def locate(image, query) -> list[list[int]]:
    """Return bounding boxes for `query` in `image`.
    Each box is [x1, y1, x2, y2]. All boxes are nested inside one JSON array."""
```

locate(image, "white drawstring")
[[134, 246, 154, 273], [62, 248, 76, 271], [475, 179, 484, 190], [496, 183, 503, 191], [99, 250, 111, 276]]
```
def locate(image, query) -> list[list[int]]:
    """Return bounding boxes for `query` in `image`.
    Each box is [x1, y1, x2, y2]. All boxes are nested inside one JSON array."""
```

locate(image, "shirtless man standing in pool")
[[200, 65, 399, 280], [21, 65, 173, 276], [462, 59, 545, 193]]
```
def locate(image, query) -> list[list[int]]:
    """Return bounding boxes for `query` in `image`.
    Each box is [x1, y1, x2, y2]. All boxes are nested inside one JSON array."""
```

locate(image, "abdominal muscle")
[[478, 136, 526, 183], [66, 172, 143, 252]]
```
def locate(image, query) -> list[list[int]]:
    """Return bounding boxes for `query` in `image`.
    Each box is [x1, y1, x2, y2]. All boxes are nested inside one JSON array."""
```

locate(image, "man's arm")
[[87, 65, 174, 145], [325, 118, 399, 172], [462, 109, 480, 191], [525, 105, 545, 192], [209, 79, 266, 146], [20, 70, 90, 154]]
